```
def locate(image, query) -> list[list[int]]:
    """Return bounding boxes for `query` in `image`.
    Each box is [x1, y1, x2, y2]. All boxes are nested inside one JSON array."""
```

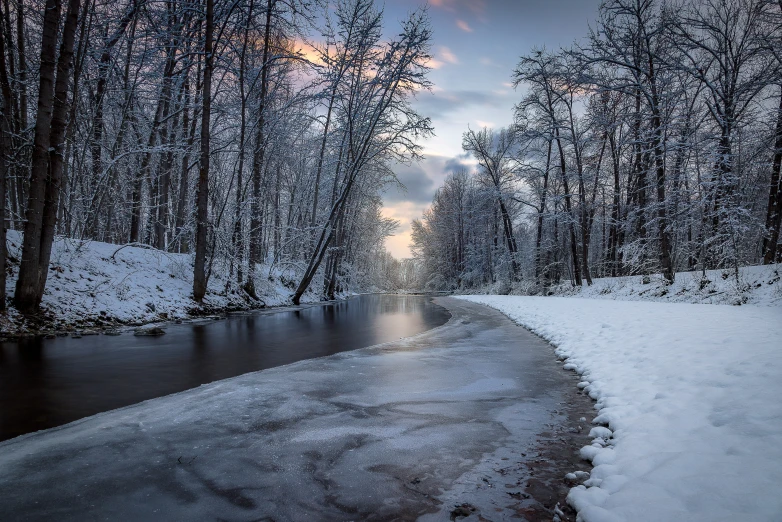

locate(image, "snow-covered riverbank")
[[1, 231, 320, 335], [459, 294, 782, 522], [463, 264, 782, 308], [543, 264, 782, 307]]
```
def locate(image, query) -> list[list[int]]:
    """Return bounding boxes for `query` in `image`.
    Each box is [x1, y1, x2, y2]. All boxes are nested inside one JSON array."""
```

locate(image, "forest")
[[1, 0, 781, 317], [411, 0, 782, 293], [0, 0, 429, 315]]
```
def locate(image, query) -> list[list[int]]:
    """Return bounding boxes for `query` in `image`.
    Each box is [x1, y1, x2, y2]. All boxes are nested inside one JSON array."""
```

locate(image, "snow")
[[463, 264, 782, 307], [2, 231, 321, 332], [457, 294, 782, 522], [554, 264, 782, 306]]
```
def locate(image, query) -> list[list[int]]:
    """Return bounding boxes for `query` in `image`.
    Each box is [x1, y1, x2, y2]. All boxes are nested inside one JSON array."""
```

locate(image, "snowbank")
[[456, 264, 782, 307], [542, 265, 782, 307], [458, 295, 782, 522], [2, 231, 312, 333]]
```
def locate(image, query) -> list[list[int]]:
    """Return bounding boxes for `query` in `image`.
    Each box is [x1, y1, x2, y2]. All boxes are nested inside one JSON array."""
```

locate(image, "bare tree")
[[15, 0, 81, 313], [463, 126, 521, 280]]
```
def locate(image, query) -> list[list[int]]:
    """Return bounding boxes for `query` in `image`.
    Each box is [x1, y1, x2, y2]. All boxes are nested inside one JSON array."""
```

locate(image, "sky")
[[378, 0, 602, 258]]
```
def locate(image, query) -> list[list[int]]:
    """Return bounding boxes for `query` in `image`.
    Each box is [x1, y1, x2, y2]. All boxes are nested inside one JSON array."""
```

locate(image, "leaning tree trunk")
[[193, 0, 213, 302]]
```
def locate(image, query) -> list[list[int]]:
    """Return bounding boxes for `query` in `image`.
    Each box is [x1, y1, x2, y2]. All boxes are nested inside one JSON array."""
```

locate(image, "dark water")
[[0, 294, 450, 442]]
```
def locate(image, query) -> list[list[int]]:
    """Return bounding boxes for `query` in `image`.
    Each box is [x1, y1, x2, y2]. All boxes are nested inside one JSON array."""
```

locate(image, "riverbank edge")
[[1, 231, 376, 339], [434, 297, 597, 520], [0, 293, 360, 340]]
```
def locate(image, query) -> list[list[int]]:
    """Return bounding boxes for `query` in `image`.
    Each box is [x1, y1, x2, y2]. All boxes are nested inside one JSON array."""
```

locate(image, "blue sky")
[[378, 0, 601, 257]]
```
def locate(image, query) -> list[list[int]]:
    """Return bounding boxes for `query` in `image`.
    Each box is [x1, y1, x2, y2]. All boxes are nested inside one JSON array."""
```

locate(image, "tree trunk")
[[193, 0, 213, 302], [232, 0, 253, 283], [607, 130, 622, 276], [0, 1, 10, 311], [534, 140, 551, 285], [14, 0, 64, 312], [554, 127, 582, 286], [7, 0, 25, 231], [763, 88, 782, 264], [651, 105, 674, 283], [273, 164, 281, 258], [130, 39, 177, 244], [16, 0, 26, 132], [497, 195, 519, 279], [576, 158, 592, 285], [36, 0, 82, 306], [174, 69, 199, 253], [245, 0, 275, 299]]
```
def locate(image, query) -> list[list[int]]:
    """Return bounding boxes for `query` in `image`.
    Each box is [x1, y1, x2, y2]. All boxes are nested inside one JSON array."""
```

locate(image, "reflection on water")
[[0, 295, 449, 442]]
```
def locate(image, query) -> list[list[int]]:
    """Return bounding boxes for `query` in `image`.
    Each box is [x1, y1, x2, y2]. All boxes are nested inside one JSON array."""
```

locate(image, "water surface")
[[0, 294, 449, 441]]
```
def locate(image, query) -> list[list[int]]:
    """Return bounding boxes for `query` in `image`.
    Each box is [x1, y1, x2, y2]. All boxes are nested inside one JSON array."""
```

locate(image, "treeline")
[[412, 0, 782, 292], [0, 0, 433, 313]]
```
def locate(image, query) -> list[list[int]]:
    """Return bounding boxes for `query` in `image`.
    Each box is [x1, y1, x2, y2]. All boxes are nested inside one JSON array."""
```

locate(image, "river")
[[0, 294, 450, 442]]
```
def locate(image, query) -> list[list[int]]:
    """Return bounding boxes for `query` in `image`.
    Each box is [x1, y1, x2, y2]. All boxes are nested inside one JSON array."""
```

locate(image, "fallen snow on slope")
[[544, 265, 782, 307], [2, 231, 310, 331], [458, 295, 782, 522], [462, 264, 782, 307]]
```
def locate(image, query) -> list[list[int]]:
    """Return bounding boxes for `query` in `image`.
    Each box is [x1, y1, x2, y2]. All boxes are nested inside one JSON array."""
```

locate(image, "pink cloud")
[[456, 19, 473, 33], [429, 0, 485, 15], [439, 46, 459, 65]]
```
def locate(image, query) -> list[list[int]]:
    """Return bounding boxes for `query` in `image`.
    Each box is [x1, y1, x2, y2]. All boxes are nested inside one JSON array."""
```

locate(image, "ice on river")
[[0, 298, 580, 521], [459, 295, 782, 522]]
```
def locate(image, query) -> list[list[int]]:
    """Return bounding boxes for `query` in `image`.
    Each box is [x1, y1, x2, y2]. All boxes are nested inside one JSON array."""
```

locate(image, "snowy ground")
[[2, 231, 320, 333], [529, 264, 782, 307], [459, 294, 782, 522], [0, 298, 592, 520]]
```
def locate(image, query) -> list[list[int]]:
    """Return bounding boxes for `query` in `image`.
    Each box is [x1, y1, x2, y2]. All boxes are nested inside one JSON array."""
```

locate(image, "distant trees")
[[0, 0, 428, 313], [413, 0, 782, 292], [291, 2, 432, 304], [462, 127, 521, 280]]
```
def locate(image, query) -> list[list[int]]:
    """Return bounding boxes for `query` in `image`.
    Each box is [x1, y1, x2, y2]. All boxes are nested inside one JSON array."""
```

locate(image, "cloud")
[[456, 19, 473, 32], [444, 156, 471, 173], [382, 163, 437, 204], [381, 153, 480, 258], [424, 47, 459, 70], [425, 56, 445, 70], [429, 0, 486, 15], [382, 154, 477, 211], [475, 119, 495, 128], [412, 88, 512, 120], [479, 57, 503, 68], [381, 201, 431, 259], [439, 46, 459, 65]]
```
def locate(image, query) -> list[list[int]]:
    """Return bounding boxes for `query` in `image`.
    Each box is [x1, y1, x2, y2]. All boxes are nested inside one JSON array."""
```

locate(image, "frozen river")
[[0, 295, 450, 441], [0, 298, 593, 521]]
